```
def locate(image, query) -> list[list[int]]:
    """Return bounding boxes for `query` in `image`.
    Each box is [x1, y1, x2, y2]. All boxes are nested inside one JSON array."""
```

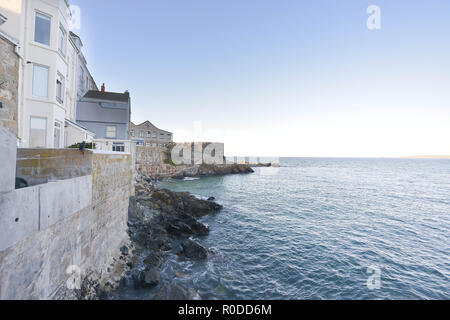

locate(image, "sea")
[[122, 158, 450, 300]]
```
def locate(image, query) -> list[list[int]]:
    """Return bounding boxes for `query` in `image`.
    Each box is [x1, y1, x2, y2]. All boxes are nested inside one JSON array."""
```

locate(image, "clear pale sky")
[[70, 0, 450, 157]]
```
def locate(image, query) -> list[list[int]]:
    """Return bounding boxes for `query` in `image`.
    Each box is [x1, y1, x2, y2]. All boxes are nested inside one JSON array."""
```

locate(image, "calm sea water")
[[136, 158, 450, 299]]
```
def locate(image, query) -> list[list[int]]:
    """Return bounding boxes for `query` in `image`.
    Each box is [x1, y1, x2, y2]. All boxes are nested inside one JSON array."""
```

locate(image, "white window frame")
[[54, 121, 62, 148], [34, 11, 51, 46], [106, 126, 117, 138], [58, 24, 67, 56], [32, 64, 49, 98], [56, 72, 64, 104], [30, 116, 47, 148]]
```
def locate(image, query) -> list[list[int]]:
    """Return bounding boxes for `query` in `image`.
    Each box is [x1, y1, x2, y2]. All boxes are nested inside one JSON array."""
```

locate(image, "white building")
[[0, 0, 91, 148]]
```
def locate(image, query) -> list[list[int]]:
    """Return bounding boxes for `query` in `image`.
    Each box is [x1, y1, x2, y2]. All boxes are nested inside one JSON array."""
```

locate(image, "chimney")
[[101, 83, 105, 92]]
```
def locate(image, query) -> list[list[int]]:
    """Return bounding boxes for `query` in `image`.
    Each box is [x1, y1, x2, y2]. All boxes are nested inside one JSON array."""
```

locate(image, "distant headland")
[[402, 155, 450, 159]]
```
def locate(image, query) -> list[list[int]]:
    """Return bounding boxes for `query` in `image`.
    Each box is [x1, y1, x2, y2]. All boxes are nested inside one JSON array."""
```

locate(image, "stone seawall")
[[0, 148, 133, 299], [16, 148, 93, 186], [0, 35, 19, 137]]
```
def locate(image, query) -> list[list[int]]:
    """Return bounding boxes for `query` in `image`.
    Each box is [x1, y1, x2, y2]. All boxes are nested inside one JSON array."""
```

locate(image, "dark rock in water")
[[147, 234, 173, 251], [207, 197, 215, 201], [165, 214, 210, 236], [180, 239, 208, 260], [143, 251, 166, 268], [120, 246, 129, 256], [143, 268, 160, 287], [151, 189, 223, 217], [15, 177, 28, 189], [153, 284, 192, 300], [171, 173, 185, 180]]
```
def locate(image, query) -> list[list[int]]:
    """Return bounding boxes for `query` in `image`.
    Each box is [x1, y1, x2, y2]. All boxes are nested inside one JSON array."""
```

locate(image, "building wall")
[[77, 99, 130, 140], [1, 0, 78, 148], [0, 35, 19, 136], [0, 0, 22, 41], [70, 32, 97, 101], [64, 122, 95, 147], [0, 145, 133, 299], [130, 121, 173, 147], [78, 120, 128, 141]]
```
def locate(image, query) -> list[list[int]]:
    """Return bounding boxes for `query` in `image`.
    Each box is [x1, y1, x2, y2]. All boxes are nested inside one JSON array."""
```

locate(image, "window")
[[32, 65, 49, 98], [146, 131, 151, 138], [139, 131, 144, 138], [130, 129, 135, 137], [106, 126, 116, 138], [152, 131, 157, 138], [56, 72, 64, 103], [145, 143, 151, 147], [113, 144, 125, 152], [80, 67, 85, 88], [54, 121, 61, 148], [34, 12, 51, 45], [30, 117, 47, 148], [58, 25, 66, 55]]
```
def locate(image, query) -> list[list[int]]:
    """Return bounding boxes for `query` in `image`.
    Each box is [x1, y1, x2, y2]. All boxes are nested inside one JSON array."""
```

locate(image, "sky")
[[70, 0, 450, 157]]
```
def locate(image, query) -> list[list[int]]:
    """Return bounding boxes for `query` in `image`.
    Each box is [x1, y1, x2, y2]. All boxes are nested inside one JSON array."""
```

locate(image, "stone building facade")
[[130, 120, 173, 147], [0, 33, 19, 137]]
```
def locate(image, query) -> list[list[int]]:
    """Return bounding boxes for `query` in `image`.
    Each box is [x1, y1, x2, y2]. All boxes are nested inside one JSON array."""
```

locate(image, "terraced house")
[[130, 120, 173, 147], [0, 0, 86, 148]]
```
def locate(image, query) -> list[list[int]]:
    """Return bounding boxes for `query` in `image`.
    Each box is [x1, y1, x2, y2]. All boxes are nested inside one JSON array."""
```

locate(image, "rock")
[[170, 163, 254, 179], [120, 246, 129, 256], [180, 239, 208, 260], [175, 271, 187, 278], [151, 189, 223, 217], [165, 215, 210, 236], [153, 284, 192, 300], [143, 268, 160, 287], [207, 197, 215, 201], [143, 251, 166, 268]]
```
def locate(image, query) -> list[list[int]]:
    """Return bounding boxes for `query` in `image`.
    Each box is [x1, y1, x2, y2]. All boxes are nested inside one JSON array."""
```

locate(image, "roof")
[[83, 90, 130, 103], [69, 31, 82, 44], [65, 119, 96, 136], [131, 120, 172, 134]]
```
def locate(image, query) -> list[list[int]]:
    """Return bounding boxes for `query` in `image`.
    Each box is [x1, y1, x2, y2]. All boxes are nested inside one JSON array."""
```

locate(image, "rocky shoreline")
[[75, 165, 253, 300], [171, 163, 254, 180]]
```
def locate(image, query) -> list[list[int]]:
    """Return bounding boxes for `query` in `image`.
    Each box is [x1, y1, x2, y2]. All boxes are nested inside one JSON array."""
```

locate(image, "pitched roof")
[[131, 120, 172, 134], [83, 90, 130, 103]]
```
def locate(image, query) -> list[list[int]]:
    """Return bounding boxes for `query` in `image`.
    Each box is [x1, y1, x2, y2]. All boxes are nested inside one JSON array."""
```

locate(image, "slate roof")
[[83, 90, 130, 103]]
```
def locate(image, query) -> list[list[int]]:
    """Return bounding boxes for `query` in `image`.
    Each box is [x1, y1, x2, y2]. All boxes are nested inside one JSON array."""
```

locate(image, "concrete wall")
[[0, 148, 133, 299], [0, 126, 17, 193], [0, 34, 19, 136], [16, 148, 93, 186]]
